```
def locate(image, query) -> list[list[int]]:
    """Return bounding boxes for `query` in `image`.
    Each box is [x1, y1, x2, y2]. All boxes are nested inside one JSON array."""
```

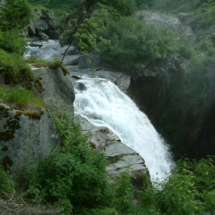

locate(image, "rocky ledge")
[[76, 116, 151, 191]]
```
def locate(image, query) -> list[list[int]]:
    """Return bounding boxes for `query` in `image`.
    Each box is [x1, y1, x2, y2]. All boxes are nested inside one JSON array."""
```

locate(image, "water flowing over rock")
[[73, 76, 174, 182]]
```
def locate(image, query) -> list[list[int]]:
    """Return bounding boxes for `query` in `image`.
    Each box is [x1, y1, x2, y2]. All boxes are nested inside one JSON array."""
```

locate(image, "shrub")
[[99, 16, 180, 72], [24, 111, 113, 215], [0, 30, 27, 55], [0, 0, 33, 31]]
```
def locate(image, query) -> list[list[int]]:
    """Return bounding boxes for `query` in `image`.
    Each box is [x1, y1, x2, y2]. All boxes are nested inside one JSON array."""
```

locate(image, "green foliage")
[[113, 171, 133, 213], [0, 165, 14, 193], [99, 16, 180, 71], [60, 0, 137, 54], [136, 157, 215, 215], [25, 111, 113, 215], [29, 0, 84, 12], [0, 0, 32, 55], [0, 0, 33, 31], [0, 49, 34, 84], [0, 86, 44, 108], [0, 30, 27, 55]]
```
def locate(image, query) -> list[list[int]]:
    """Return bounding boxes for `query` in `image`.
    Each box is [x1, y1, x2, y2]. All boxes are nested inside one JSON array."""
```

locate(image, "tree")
[[0, 0, 33, 54], [60, 0, 137, 63], [0, 0, 33, 31]]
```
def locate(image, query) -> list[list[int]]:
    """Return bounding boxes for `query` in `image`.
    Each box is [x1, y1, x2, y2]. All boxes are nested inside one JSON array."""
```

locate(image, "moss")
[[108, 155, 123, 164], [0, 108, 20, 141], [34, 78, 45, 93], [48, 60, 69, 75], [15, 109, 44, 119], [89, 142, 96, 149], [0, 105, 44, 142], [26, 58, 69, 75]]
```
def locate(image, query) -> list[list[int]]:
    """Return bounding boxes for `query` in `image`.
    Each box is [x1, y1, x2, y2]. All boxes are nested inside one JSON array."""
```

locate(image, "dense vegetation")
[[1, 111, 215, 215], [1, 0, 215, 214]]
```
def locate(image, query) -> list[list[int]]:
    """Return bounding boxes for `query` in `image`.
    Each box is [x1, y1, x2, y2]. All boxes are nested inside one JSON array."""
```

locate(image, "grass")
[[0, 86, 44, 109], [26, 58, 69, 75], [0, 49, 34, 84]]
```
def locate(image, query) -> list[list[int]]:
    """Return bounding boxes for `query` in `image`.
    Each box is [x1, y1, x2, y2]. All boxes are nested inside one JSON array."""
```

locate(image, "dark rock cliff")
[[129, 61, 215, 160]]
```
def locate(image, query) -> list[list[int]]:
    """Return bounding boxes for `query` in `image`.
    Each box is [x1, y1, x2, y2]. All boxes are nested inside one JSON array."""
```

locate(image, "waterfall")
[[74, 76, 174, 182], [25, 39, 174, 182]]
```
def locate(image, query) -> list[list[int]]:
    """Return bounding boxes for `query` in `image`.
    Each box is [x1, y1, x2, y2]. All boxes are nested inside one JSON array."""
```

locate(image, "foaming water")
[[74, 76, 174, 182]]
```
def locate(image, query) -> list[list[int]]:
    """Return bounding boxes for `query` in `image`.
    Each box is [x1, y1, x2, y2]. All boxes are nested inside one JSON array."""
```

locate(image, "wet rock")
[[76, 116, 150, 188], [39, 32, 49, 41], [76, 83, 87, 91]]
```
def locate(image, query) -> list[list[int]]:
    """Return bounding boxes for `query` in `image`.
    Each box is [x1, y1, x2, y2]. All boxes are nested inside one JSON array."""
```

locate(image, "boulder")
[[39, 32, 49, 41], [177, 12, 190, 22], [31, 66, 75, 111], [76, 116, 150, 190], [27, 8, 59, 40], [137, 10, 196, 44], [78, 53, 102, 69], [0, 104, 59, 181]]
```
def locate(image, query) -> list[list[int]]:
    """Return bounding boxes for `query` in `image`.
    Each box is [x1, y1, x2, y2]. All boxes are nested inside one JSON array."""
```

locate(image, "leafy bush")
[[0, 0, 33, 31], [0, 86, 44, 108], [0, 30, 27, 55], [113, 171, 133, 213], [99, 16, 180, 71], [24, 111, 114, 215], [0, 49, 34, 84]]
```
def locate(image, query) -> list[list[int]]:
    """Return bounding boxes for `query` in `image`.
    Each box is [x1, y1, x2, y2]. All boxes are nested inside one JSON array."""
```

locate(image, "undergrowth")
[[0, 86, 44, 109], [0, 165, 14, 193]]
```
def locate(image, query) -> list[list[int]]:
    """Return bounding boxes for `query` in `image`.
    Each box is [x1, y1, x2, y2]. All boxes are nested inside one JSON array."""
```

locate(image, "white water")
[[74, 76, 174, 182]]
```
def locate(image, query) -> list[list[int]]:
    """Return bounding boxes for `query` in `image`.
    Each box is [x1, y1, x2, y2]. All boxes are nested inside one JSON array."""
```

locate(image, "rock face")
[[137, 10, 196, 44], [27, 8, 59, 40], [31, 66, 75, 111], [76, 116, 151, 190], [0, 104, 59, 181], [0, 66, 75, 180]]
